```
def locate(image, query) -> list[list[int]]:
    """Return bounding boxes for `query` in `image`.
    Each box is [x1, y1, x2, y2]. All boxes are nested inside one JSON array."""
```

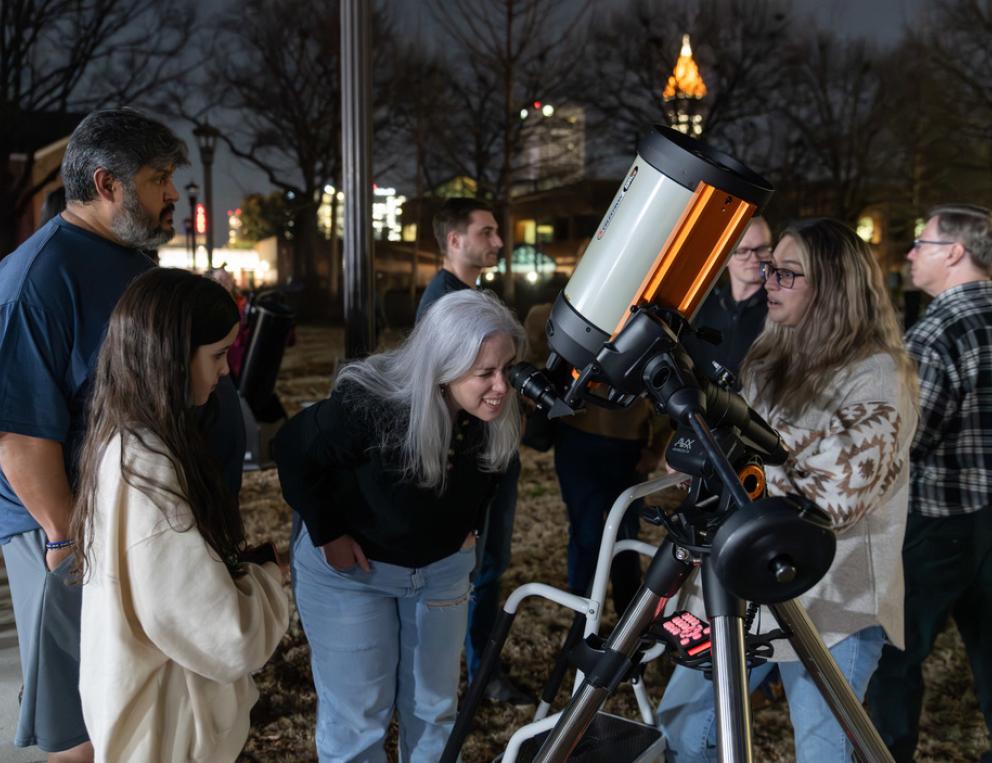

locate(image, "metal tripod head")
[[503, 305, 895, 763], [513, 302, 836, 605]]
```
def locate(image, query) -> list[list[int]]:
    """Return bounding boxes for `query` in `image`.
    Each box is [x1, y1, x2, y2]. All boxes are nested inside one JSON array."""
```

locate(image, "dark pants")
[[866, 509, 992, 762], [554, 425, 644, 618], [465, 455, 520, 681]]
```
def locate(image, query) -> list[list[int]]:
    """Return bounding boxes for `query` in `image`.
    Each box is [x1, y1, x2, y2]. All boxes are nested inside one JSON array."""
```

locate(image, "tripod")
[[443, 306, 896, 762]]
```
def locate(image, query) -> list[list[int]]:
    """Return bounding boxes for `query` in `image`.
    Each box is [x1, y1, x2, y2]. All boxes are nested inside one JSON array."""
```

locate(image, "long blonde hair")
[[741, 218, 917, 417]]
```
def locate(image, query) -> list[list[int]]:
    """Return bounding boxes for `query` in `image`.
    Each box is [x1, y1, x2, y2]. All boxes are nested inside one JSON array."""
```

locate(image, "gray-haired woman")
[[275, 289, 524, 762]]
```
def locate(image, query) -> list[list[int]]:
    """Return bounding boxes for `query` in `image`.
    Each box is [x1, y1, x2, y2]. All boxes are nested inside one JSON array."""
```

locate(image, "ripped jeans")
[[292, 520, 475, 763]]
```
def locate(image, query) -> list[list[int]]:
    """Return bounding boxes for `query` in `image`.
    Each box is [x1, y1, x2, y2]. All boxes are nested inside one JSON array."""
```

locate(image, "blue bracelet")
[[45, 538, 74, 550]]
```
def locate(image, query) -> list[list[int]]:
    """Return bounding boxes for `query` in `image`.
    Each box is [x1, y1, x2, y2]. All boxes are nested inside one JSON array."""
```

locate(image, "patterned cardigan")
[[678, 352, 918, 661]]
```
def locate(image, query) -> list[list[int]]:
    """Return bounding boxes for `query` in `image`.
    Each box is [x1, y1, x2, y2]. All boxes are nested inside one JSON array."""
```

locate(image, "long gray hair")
[[337, 289, 525, 490]]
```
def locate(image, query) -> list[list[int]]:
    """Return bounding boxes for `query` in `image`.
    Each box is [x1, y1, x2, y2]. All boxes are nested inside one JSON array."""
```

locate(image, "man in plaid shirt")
[[867, 204, 992, 762]]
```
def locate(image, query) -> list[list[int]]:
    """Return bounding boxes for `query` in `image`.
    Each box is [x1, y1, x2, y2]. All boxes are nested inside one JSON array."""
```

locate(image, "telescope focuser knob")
[[770, 556, 797, 584], [712, 362, 738, 391]]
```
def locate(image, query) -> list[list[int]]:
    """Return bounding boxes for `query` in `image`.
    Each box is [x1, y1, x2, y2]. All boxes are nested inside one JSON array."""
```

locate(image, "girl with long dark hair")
[[70, 268, 289, 763]]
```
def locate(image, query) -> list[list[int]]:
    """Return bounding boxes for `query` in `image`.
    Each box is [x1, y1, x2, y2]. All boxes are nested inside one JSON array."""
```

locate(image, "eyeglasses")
[[912, 239, 956, 249], [759, 262, 805, 289], [732, 244, 773, 258]]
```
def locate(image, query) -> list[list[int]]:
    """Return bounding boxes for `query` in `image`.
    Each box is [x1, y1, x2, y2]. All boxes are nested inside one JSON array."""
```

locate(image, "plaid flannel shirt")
[[905, 279, 992, 517]]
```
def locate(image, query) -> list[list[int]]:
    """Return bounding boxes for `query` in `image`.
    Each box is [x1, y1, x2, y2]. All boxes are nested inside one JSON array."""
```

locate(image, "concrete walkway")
[[0, 560, 46, 763]]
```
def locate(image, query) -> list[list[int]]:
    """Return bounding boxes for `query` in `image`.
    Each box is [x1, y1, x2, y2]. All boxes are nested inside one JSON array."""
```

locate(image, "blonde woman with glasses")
[[658, 218, 918, 762]]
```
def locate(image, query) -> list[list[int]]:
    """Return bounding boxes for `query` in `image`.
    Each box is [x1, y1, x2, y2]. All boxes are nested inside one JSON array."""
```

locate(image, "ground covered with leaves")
[[238, 326, 988, 762]]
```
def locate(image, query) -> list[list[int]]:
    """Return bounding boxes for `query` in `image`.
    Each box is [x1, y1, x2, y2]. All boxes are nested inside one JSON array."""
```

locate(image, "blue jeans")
[[465, 455, 520, 681], [554, 426, 643, 616], [292, 520, 475, 762], [658, 626, 887, 762]]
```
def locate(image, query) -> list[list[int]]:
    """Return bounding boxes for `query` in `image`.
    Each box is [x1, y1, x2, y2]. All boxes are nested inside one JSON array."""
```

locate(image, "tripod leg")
[[702, 563, 754, 762], [533, 539, 692, 763], [440, 609, 517, 763], [770, 599, 894, 763]]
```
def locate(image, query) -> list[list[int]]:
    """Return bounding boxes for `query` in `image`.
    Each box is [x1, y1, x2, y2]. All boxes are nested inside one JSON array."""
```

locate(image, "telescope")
[[443, 126, 896, 763]]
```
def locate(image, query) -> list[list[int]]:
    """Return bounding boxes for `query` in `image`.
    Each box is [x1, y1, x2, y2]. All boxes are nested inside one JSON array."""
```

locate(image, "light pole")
[[193, 122, 220, 268], [184, 180, 199, 268], [341, 0, 374, 358]]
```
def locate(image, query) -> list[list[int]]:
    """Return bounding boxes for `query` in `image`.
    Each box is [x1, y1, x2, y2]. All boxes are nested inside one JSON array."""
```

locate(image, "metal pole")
[[702, 563, 753, 763], [193, 124, 218, 270], [771, 599, 895, 762], [341, 0, 374, 358], [185, 183, 198, 268], [709, 615, 753, 762], [203, 158, 214, 268], [701, 558, 752, 763]]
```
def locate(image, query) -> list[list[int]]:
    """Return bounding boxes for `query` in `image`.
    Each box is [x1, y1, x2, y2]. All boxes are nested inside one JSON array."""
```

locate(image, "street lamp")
[[192, 122, 220, 268], [184, 180, 199, 267]]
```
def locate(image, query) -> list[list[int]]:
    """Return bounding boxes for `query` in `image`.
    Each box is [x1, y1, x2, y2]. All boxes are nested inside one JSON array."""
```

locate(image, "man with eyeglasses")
[[866, 204, 992, 762], [684, 216, 773, 382]]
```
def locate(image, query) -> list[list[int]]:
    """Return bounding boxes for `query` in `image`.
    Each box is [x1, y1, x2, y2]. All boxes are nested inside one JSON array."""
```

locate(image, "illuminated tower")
[[663, 34, 707, 136]]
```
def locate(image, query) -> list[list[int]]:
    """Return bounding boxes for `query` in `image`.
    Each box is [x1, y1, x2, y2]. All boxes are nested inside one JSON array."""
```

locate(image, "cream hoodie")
[[80, 433, 289, 762]]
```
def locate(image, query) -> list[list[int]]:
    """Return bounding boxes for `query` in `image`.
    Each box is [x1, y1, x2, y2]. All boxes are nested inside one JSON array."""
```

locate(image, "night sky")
[[173, 0, 925, 244]]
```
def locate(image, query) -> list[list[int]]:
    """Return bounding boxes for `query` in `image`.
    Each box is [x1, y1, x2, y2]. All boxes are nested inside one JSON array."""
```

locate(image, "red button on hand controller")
[[658, 610, 712, 659]]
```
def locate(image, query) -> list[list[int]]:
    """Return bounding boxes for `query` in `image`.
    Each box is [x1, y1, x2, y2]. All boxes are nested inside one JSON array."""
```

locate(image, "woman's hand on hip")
[[322, 534, 371, 572]]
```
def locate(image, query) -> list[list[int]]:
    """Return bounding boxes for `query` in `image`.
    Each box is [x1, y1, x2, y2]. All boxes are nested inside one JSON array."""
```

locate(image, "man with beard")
[[0, 108, 243, 762], [416, 197, 502, 321]]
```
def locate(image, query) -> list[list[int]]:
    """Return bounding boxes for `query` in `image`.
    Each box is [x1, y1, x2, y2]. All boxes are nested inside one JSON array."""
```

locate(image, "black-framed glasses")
[[759, 262, 805, 289], [912, 238, 956, 249], [732, 244, 773, 258]]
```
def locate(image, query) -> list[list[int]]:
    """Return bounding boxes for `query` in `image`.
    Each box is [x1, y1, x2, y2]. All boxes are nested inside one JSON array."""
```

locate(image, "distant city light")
[[520, 108, 528, 120], [195, 203, 207, 234], [227, 208, 243, 246], [533, 100, 541, 109], [318, 183, 406, 241], [525, 270, 539, 283], [856, 216, 875, 243], [541, 104, 555, 117]]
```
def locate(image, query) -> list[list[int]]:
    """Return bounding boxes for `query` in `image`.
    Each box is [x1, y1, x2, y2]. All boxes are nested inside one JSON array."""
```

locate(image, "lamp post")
[[184, 180, 199, 267], [341, 0, 374, 358], [192, 122, 220, 268]]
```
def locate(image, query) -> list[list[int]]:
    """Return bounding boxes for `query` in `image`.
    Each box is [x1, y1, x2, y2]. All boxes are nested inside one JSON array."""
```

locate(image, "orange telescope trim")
[[737, 463, 766, 500], [611, 182, 755, 337]]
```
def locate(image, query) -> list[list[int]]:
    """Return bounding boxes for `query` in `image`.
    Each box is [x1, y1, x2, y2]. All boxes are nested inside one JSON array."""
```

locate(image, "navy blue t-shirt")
[[0, 217, 155, 541], [415, 268, 472, 323]]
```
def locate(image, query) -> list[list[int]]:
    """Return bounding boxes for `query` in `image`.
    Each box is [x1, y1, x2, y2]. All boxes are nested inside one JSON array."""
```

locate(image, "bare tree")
[[767, 32, 896, 224], [199, 0, 341, 309], [0, 0, 196, 256], [428, 0, 591, 302], [198, 0, 398, 314], [378, 41, 462, 303], [916, 0, 992, 207]]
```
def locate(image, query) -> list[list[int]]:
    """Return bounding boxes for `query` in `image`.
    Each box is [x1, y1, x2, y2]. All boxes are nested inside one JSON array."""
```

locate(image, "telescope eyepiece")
[[509, 362, 574, 420]]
